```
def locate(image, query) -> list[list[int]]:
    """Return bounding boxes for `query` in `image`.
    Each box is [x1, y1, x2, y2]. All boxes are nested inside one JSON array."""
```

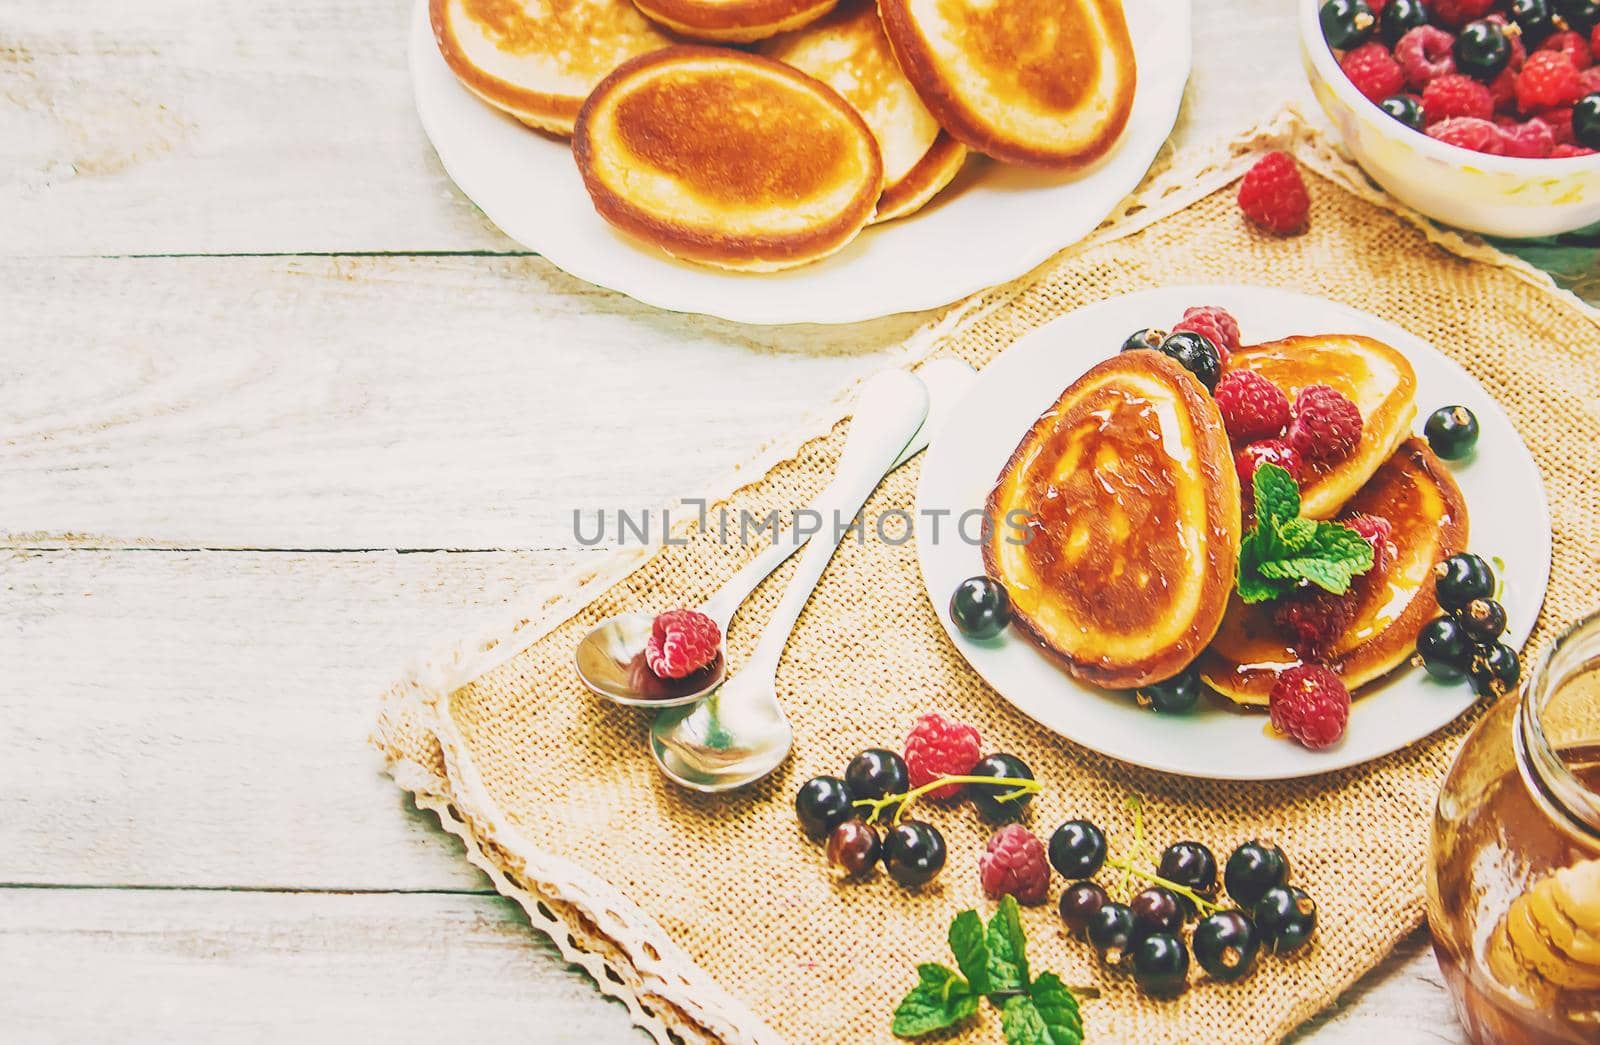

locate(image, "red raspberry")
[[1501, 117, 1556, 156], [1517, 52, 1581, 111], [1341, 42, 1407, 103], [1489, 66, 1520, 111], [1540, 30, 1592, 70], [1173, 305, 1241, 363], [1235, 439, 1304, 492], [1343, 512, 1395, 572], [1579, 65, 1600, 95], [1537, 106, 1576, 143], [1271, 591, 1357, 659], [1367, 0, 1388, 14], [1287, 385, 1364, 463], [644, 608, 721, 679], [903, 712, 981, 800], [978, 825, 1051, 906], [1214, 371, 1290, 442], [1430, 0, 1494, 27], [1237, 152, 1311, 235], [1423, 74, 1495, 123], [1553, 143, 1599, 156], [1396, 26, 1457, 89], [1426, 116, 1507, 153], [1592, 23, 1600, 63], [1270, 664, 1350, 749]]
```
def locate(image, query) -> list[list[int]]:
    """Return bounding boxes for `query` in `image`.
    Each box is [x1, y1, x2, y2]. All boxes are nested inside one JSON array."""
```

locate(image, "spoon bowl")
[[648, 675, 795, 791], [574, 611, 727, 708]]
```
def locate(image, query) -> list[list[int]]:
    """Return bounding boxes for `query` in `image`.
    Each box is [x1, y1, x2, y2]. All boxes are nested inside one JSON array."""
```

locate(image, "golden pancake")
[[1228, 334, 1419, 520], [1198, 439, 1469, 706], [431, 0, 676, 136], [985, 351, 1241, 690], [762, 1, 967, 221], [878, 0, 1136, 170], [631, 0, 837, 42], [573, 47, 883, 271]]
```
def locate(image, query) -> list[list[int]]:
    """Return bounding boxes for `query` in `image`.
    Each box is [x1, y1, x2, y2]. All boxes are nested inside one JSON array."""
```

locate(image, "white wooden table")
[[0, 2, 1466, 1041]]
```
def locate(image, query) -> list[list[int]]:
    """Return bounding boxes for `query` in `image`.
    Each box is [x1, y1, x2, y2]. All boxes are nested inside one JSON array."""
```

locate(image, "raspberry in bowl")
[[1301, 0, 1600, 236]]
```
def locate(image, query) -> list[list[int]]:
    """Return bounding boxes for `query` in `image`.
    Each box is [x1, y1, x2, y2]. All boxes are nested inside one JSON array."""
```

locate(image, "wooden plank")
[[0, 0, 1310, 256], [0, 254, 928, 549], [0, 884, 1458, 1043], [0, 547, 595, 889], [0, 887, 649, 1044]]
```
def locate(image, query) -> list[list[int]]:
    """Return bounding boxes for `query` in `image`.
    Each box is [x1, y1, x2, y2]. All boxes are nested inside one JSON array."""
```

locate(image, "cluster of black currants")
[[1050, 821, 1316, 997], [794, 749, 1038, 887], [1415, 552, 1522, 698], [1121, 328, 1221, 392]]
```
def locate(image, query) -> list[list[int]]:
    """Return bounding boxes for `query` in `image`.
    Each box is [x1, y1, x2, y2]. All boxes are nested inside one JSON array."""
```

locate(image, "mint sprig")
[[1237, 463, 1375, 604], [891, 896, 1082, 1043]]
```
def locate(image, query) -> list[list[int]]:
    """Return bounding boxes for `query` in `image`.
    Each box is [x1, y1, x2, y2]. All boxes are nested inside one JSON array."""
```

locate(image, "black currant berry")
[[1059, 880, 1110, 937], [1417, 616, 1475, 682], [949, 576, 1012, 640], [1224, 841, 1291, 907], [1556, 0, 1600, 33], [1380, 94, 1425, 130], [1435, 553, 1495, 613], [1087, 902, 1137, 968], [1321, 0, 1376, 48], [1158, 841, 1220, 910], [1574, 93, 1600, 150], [1135, 668, 1202, 714], [1469, 641, 1522, 698], [826, 820, 880, 877], [966, 753, 1035, 820], [1121, 327, 1166, 353], [882, 821, 946, 887], [1424, 405, 1480, 459], [795, 776, 856, 840], [1130, 887, 1184, 940], [1511, 0, 1555, 43], [844, 749, 909, 804], [1157, 331, 1221, 392], [1454, 19, 1511, 80], [1254, 886, 1318, 955], [1459, 598, 1508, 643], [1048, 819, 1108, 879], [1380, 0, 1428, 47], [1193, 910, 1260, 982], [1131, 933, 1190, 995]]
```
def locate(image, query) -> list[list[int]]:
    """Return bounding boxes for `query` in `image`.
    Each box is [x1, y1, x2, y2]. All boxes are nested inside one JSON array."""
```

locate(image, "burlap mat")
[[373, 109, 1600, 1044]]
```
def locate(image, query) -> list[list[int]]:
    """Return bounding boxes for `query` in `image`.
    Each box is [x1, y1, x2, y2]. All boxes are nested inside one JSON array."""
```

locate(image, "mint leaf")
[[1257, 521, 1375, 594], [1253, 463, 1300, 528], [948, 909, 990, 996], [1277, 515, 1317, 553], [985, 895, 1030, 993], [1028, 973, 1083, 1045], [1236, 532, 1282, 604], [1002, 990, 1081, 1045], [891, 964, 978, 1038]]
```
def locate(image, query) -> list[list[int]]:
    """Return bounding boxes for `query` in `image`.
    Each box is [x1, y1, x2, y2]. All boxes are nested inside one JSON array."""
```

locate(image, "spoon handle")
[[699, 359, 972, 632], [739, 369, 929, 676]]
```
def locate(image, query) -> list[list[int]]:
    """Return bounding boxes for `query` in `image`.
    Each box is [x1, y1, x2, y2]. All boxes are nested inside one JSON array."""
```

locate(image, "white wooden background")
[[0, 1, 1469, 1041]]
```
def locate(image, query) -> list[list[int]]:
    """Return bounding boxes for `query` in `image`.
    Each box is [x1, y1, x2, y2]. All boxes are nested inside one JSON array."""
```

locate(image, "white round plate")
[[409, 0, 1191, 325], [915, 285, 1551, 780]]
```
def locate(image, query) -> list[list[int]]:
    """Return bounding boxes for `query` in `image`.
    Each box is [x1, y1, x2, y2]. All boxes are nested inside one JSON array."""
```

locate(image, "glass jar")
[[1429, 611, 1600, 1044]]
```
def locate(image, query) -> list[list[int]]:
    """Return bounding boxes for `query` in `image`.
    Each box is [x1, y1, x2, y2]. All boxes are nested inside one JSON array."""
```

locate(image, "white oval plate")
[[915, 285, 1551, 780], [408, 0, 1192, 325]]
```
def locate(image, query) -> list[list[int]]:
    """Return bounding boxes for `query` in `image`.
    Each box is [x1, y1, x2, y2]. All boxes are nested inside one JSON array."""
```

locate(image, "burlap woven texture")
[[374, 111, 1600, 1044]]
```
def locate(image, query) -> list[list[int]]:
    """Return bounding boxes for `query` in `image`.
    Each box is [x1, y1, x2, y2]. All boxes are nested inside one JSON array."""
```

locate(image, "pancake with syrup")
[[631, 0, 838, 42], [1198, 438, 1469, 707], [1228, 334, 1418, 520], [573, 47, 883, 271], [431, 0, 676, 136], [762, 1, 967, 222], [878, 0, 1136, 170], [984, 351, 1241, 690]]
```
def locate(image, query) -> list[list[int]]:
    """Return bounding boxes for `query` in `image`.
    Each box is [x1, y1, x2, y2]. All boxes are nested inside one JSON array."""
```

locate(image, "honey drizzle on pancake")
[[612, 73, 855, 205], [941, 0, 1095, 111]]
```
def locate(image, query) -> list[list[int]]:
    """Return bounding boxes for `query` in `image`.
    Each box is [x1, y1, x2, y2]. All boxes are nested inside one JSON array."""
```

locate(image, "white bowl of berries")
[[1301, 0, 1600, 237]]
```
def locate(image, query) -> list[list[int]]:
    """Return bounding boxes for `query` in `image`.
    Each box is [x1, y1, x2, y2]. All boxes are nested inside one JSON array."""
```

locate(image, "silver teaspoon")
[[648, 368, 931, 791], [574, 359, 974, 708]]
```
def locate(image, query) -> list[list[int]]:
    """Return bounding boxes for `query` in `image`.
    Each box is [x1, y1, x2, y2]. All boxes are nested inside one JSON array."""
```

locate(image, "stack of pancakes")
[[432, 0, 1137, 271], [986, 332, 1468, 710]]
